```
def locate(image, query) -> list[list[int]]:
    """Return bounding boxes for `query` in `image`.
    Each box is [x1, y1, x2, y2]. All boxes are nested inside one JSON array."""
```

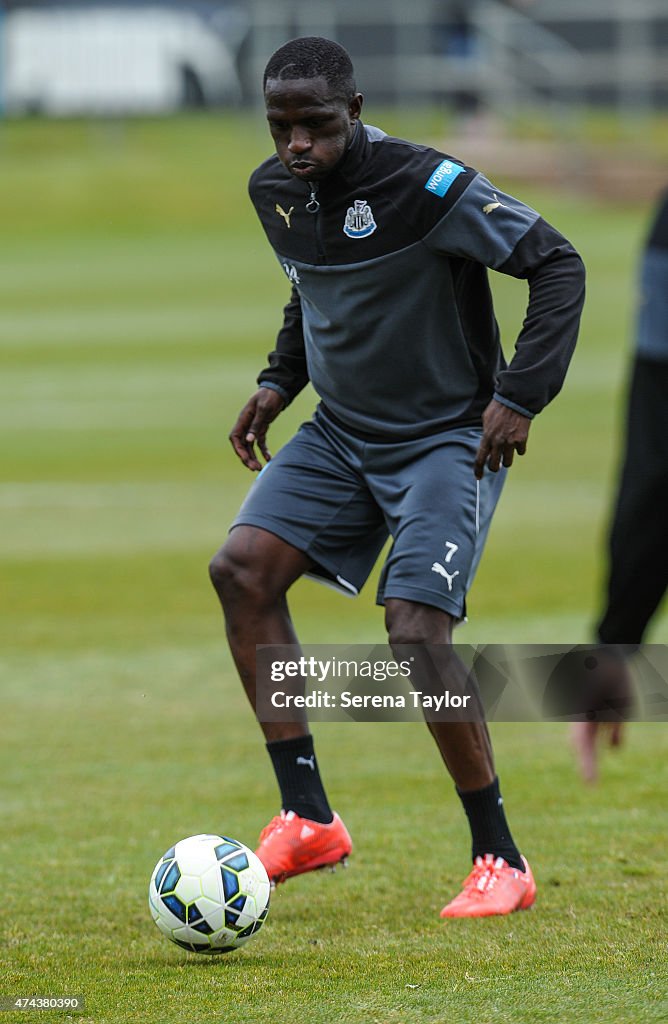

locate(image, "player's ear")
[[349, 93, 363, 122]]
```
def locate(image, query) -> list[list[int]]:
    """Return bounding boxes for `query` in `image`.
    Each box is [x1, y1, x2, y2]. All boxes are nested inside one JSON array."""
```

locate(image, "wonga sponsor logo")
[[425, 159, 465, 197]]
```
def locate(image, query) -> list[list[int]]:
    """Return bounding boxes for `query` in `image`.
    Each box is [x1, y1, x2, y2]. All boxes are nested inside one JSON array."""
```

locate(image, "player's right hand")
[[229, 387, 285, 471]]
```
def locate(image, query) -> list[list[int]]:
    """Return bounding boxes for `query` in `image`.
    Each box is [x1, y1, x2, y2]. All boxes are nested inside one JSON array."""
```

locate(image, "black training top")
[[249, 121, 586, 440]]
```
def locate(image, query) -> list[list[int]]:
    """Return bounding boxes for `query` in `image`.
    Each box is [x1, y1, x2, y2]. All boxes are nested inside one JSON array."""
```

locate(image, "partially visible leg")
[[385, 599, 494, 789], [209, 524, 311, 739], [385, 598, 535, 917], [597, 358, 668, 646], [385, 598, 520, 863], [210, 525, 334, 822]]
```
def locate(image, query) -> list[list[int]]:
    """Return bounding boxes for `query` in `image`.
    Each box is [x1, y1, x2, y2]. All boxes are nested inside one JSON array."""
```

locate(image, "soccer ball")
[[148, 833, 271, 954]]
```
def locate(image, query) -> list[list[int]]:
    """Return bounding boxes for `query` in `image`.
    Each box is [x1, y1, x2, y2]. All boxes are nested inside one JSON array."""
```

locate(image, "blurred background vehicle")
[[0, 1, 245, 114]]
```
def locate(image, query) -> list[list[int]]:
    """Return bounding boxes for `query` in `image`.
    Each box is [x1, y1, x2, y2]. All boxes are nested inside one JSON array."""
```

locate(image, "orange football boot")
[[255, 810, 352, 885], [440, 854, 536, 918]]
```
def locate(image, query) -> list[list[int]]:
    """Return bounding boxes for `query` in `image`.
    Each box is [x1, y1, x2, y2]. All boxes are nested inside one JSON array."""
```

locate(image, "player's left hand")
[[474, 399, 531, 480]]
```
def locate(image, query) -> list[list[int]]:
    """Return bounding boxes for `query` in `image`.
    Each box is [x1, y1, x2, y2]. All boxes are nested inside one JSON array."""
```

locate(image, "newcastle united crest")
[[343, 199, 377, 238]]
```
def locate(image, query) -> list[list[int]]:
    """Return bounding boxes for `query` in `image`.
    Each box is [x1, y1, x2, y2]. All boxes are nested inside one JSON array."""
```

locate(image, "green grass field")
[[1, 114, 667, 1024]]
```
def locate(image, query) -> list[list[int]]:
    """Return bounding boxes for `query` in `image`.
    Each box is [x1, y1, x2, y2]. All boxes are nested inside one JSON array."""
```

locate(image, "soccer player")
[[572, 188, 668, 782], [209, 37, 585, 917]]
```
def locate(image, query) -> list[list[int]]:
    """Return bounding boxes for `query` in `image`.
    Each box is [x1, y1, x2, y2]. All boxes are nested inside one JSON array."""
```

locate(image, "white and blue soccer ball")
[[148, 834, 270, 954]]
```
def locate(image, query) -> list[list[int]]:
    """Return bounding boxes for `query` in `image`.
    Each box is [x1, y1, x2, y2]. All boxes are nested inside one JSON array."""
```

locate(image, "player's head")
[[263, 37, 363, 181], [263, 36, 356, 101]]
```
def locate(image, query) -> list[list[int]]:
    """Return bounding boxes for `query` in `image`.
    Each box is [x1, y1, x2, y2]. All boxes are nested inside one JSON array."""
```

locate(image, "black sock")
[[266, 734, 333, 824], [457, 776, 524, 871]]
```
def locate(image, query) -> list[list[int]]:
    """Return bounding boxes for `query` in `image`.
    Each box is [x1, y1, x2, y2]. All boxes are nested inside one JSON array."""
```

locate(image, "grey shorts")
[[231, 408, 506, 618]]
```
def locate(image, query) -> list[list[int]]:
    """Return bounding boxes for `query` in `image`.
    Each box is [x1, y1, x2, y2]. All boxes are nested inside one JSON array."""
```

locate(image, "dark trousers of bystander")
[[597, 356, 668, 646]]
